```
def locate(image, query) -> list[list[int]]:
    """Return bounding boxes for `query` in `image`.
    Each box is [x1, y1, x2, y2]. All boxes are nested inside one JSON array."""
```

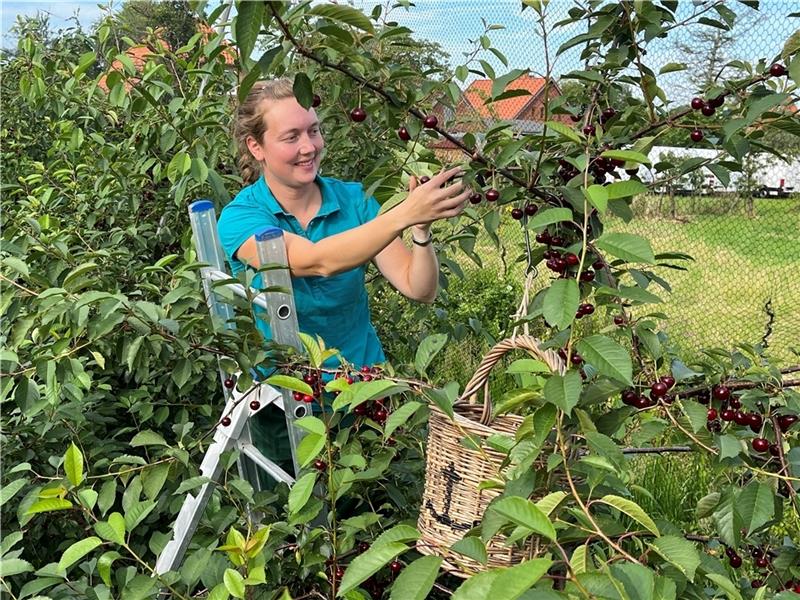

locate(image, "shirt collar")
[[257, 174, 341, 218]]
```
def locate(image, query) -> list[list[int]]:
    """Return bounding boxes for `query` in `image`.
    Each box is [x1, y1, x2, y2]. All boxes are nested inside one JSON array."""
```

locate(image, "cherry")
[[755, 556, 769, 569], [701, 105, 716, 117], [592, 259, 605, 270], [389, 560, 403, 574], [303, 374, 315, 384], [221, 416, 231, 427], [335, 566, 345, 579], [712, 385, 730, 401], [535, 231, 552, 244], [511, 208, 524, 220], [769, 63, 786, 77], [374, 409, 388, 423], [729, 554, 742, 568], [358, 541, 370, 553], [734, 411, 749, 426], [635, 395, 653, 409], [485, 188, 500, 202], [579, 302, 595, 315], [747, 413, 763, 432], [601, 107, 616, 120], [691, 97, 704, 110], [579, 269, 595, 282], [293, 391, 303, 401], [613, 315, 625, 326], [707, 419, 721, 432], [751, 438, 769, 453], [708, 95, 725, 108], [570, 112, 582, 122], [777, 414, 798, 431], [583, 124, 596, 136], [725, 546, 737, 558], [721, 409, 735, 422], [564, 253, 579, 266], [768, 443, 780, 457], [249, 400, 260, 411], [524, 203, 538, 216], [751, 579, 763, 589], [350, 107, 367, 122], [312, 94, 322, 108], [651, 382, 668, 398], [690, 129, 704, 142], [419, 175, 430, 184], [397, 127, 411, 141], [794, 582, 800, 593], [751, 547, 763, 559], [314, 459, 327, 471], [707, 408, 718, 421], [423, 114, 438, 128], [223, 377, 235, 389], [303, 394, 315, 403], [354, 404, 368, 416], [622, 390, 638, 406], [469, 192, 482, 204], [729, 398, 741, 409], [660, 375, 675, 389]]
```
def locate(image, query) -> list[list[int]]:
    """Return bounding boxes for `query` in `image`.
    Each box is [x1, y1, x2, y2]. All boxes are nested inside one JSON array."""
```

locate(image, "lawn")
[[464, 195, 800, 365]]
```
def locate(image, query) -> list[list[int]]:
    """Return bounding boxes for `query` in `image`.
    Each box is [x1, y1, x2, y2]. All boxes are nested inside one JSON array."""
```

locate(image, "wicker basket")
[[416, 335, 565, 576]]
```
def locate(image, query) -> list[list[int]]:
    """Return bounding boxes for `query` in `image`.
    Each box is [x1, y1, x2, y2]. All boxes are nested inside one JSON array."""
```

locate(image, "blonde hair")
[[234, 78, 296, 184]]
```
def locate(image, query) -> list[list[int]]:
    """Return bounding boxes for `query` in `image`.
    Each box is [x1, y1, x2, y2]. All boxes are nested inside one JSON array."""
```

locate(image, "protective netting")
[[361, 0, 800, 365]]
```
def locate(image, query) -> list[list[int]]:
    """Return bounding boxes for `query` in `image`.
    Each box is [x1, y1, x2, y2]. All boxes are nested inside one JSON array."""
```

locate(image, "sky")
[[2, 0, 797, 100]]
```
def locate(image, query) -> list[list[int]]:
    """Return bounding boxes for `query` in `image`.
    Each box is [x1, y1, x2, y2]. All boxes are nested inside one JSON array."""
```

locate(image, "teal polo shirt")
[[217, 174, 386, 370]]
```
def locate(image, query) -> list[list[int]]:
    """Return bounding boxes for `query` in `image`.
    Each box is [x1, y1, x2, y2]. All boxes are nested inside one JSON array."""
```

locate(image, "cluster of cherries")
[[569, 106, 618, 136], [702, 384, 797, 454], [537, 229, 601, 282], [688, 62, 788, 142], [721, 544, 800, 592], [620, 375, 677, 409]]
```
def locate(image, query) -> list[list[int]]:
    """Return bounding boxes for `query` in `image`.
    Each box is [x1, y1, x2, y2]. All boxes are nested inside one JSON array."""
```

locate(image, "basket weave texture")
[[416, 335, 565, 576]]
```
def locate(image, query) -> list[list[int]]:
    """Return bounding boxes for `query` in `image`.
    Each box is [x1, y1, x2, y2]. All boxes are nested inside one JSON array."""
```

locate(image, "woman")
[[217, 78, 468, 472]]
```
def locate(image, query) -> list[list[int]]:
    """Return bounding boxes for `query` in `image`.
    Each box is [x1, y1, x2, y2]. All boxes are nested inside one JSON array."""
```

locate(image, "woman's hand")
[[398, 166, 470, 229]]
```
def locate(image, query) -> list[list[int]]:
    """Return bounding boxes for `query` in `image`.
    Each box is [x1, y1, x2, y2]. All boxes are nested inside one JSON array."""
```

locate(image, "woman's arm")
[[234, 167, 469, 277]]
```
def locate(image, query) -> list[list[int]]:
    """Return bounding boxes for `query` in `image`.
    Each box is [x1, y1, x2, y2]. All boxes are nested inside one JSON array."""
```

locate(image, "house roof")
[[463, 75, 547, 120]]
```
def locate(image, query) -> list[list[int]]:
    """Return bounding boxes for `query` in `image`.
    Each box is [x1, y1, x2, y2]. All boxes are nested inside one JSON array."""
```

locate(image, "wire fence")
[[363, 0, 800, 366]]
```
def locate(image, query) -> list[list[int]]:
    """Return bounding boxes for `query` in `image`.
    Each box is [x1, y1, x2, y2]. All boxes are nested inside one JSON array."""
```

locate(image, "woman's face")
[[247, 96, 325, 189]]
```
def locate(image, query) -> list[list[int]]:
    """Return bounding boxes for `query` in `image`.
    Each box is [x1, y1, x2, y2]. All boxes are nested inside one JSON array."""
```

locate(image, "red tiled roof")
[[463, 75, 546, 120]]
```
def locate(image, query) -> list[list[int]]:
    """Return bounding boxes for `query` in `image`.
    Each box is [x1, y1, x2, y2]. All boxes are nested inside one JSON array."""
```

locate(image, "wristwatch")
[[411, 230, 433, 246]]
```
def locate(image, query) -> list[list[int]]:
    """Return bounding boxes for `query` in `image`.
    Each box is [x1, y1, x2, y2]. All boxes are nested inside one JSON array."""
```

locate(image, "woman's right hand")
[[398, 166, 471, 228]]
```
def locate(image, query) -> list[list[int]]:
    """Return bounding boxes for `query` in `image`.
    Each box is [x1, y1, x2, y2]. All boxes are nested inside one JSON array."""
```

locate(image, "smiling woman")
[[216, 77, 469, 470]]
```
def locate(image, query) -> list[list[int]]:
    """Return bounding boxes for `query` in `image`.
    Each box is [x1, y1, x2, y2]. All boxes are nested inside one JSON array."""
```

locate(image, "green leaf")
[[25, 498, 73, 514], [543, 370, 582, 415], [167, 152, 191, 184], [605, 179, 648, 199], [308, 4, 375, 33], [297, 433, 326, 468], [706, 573, 743, 600], [544, 120, 582, 143], [650, 535, 701, 582], [350, 380, 409, 410], [0, 478, 27, 508], [98, 479, 116, 516], [713, 488, 742, 548], [98, 551, 121, 586], [576, 335, 633, 385], [451, 536, 488, 565], [452, 571, 499, 600], [696, 492, 720, 519], [384, 401, 423, 439], [681, 400, 710, 433], [234, 0, 264, 61], [388, 555, 442, 600], [597, 495, 659, 536], [338, 542, 407, 596], [570, 544, 588, 574], [528, 207, 573, 230], [488, 558, 552, 599], [489, 496, 556, 540], [94, 512, 126, 545], [64, 443, 84, 487], [659, 62, 687, 74], [130, 430, 168, 447], [584, 184, 608, 213], [535, 491, 568, 516], [737, 481, 774, 534], [288, 472, 316, 514], [600, 149, 651, 165], [294, 415, 326, 436], [596, 232, 655, 264], [292, 72, 313, 108], [263, 374, 313, 395], [542, 278, 579, 330], [124, 500, 157, 531], [372, 525, 420, 548], [0, 558, 34, 577], [224, 567, 246, 599], [58, 536, 103, 572], [414, 333, 448, 377]]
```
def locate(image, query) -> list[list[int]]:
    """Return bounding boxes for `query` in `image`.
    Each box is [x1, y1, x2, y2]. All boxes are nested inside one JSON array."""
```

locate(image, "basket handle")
[[456, 335, 567, 425]]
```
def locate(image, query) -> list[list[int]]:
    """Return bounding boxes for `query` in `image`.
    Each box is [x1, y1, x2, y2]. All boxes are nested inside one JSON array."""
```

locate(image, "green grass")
[[460, 196, 800, 365]]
